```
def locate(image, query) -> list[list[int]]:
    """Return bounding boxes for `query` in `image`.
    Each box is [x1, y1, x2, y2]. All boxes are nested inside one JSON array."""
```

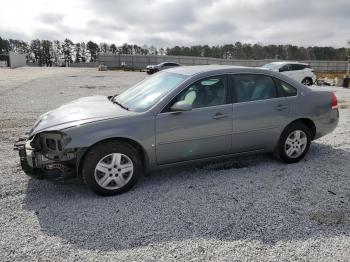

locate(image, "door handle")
[[212, 113, 228, 120], [275, 104, 288, 111]]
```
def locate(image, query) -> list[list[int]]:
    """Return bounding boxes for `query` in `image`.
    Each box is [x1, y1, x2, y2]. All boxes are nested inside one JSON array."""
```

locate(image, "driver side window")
[[166, 75, 228, 111]]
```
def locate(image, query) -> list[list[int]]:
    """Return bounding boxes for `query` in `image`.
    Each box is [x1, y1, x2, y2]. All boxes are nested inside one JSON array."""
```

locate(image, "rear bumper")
[[314, 109, 339, 139], [14, 137, 76, 182]]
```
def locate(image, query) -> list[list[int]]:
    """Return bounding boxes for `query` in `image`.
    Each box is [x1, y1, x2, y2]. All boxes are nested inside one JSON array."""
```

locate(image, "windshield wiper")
[[112, 99, 129, 111]]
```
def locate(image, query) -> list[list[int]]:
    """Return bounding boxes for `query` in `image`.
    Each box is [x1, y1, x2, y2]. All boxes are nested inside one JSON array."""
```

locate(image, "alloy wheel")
[[284, 130, 308, 158], [94, 153, 134, 190]]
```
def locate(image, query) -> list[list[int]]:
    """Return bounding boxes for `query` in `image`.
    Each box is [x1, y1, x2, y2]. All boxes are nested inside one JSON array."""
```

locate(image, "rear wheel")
[[82, 141, 142, 196], [302, 77, 313, 86], [276, 122, 311, 163]]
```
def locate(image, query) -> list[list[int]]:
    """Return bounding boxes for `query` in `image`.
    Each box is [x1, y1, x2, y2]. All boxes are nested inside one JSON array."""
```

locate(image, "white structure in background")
[[9, 51, 26, 68]]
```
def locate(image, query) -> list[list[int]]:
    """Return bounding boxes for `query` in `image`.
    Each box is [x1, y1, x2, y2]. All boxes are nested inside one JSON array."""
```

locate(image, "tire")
[[302, 77, 313, 86], [82, 141, 142, 196], [276, 122, 311, 163]]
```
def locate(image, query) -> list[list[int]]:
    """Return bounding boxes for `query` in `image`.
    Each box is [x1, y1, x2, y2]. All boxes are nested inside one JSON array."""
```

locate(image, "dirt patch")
[[309, 210, 346, 225], [79, 85, 107, 89], [80, 85, 96, 89], [93, 76, 105, 78], [339, 104, 349, 109], [0, 118, 34, 129]]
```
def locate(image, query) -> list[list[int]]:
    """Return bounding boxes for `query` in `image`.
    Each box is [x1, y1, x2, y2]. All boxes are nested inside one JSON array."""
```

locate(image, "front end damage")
[[14, 132, 81, 183]]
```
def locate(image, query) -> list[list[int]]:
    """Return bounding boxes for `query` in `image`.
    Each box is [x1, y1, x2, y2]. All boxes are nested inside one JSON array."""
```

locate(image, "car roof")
[[159, 62, 180, 65], [165, 65, 254, 76], [164, 65, 310, 91], [266, 61, 309, 66]]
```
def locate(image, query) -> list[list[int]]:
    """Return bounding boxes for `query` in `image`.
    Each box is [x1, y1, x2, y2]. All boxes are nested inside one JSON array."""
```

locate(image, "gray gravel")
[[1, 67, 350, 261]]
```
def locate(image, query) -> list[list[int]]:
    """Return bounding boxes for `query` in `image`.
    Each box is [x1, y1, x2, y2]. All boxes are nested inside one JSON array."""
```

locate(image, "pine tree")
[[62, 38, 74, 66]]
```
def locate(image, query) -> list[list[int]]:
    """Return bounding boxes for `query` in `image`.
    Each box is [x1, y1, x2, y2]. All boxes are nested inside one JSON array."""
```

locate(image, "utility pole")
[[343, 40, 350, 87], [347, 40, 350, 76]]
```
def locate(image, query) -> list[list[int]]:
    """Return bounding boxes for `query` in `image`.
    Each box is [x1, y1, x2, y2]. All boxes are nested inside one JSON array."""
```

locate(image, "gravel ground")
[[1, 67, 350, 261]]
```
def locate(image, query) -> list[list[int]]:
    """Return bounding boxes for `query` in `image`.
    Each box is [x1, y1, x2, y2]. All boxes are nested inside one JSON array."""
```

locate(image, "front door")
[[155, 75, 233, 164], [230, 74, 290, 153]]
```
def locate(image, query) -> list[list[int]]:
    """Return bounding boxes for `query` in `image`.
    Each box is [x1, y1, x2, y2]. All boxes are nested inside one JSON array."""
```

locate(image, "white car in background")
[[262, 62, 316, 86]]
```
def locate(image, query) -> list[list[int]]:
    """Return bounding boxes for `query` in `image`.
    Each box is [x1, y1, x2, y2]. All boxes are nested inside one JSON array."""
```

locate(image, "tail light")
[[332, 92, 338, 109]]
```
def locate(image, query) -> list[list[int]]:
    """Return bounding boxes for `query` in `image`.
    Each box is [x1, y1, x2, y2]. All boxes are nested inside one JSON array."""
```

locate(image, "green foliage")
[[1, 35, 348, 66], [87, 41, 99, 62], [0, 37, 10, 54], [167, 43, 348, 61]]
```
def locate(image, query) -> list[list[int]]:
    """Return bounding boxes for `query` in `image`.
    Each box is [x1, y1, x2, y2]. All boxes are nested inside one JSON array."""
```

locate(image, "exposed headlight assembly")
[[35, 131, 73, 160]]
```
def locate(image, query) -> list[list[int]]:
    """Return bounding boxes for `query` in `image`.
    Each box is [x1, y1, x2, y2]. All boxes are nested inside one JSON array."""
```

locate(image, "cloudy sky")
[[0, 0, 349, 47]]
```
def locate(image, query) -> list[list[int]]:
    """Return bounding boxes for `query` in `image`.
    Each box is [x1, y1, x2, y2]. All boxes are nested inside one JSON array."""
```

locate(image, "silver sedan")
[[15, 65, 339, 195]]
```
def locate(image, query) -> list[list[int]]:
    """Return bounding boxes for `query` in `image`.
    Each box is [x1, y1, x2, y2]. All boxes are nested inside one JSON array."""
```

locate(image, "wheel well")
[[288, 118, 316, 140], [302, 77, 313, 83], [77, 137, 147, 178]]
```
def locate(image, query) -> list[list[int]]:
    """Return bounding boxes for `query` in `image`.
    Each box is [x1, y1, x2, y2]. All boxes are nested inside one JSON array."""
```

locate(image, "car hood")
[[29, 95, 135, 136], [260, 67, 276, 71]]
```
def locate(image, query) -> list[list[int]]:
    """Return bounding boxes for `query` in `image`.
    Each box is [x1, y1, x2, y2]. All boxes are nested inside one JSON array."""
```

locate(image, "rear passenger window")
[[233, 74, 277, 103], [277, 80, 297, 97], [280, 64, 292, 72], [291, 64, 305, 70]]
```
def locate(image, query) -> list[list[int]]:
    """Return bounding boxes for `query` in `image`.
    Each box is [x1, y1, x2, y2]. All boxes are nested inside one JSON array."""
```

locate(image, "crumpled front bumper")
[[14, 137, 43, 178], [14, 137, 76, 182]]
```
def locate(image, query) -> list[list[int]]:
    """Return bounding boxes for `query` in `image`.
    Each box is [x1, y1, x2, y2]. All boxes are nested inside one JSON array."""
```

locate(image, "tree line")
[[0, 36, 348, 66], [167, 43, 349, 61]]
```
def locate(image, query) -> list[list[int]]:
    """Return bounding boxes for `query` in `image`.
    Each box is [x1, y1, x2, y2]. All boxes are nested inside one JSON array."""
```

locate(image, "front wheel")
[[82, 141, 142, 196], [276, 122, 311, 163]]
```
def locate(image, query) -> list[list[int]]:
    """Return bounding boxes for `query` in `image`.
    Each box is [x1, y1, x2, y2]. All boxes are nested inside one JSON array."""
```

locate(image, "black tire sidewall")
[[82, 141, 142, 196], [278, 122, 311, 163]]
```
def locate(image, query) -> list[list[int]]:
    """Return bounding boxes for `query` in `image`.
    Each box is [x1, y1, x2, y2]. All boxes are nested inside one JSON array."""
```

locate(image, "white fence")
[[98, 54, 349, 72]]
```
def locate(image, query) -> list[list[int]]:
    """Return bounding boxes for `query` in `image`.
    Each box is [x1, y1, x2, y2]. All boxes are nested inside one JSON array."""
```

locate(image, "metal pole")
[[347, 41, 350, 76]]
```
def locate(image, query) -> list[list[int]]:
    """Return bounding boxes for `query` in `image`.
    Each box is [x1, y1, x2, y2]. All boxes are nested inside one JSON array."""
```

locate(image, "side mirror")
[[170, 101, 192, 112], [279, 68, 284, 72]]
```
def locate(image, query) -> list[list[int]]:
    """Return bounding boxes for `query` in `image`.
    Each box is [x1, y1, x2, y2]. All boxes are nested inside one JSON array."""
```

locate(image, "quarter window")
[[168, 75, 228, 110], [277, 80, 297, 97], [233, 74, 277, 102]]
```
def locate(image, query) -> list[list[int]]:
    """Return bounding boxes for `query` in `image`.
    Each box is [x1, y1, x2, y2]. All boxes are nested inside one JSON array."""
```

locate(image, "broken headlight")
[[35, 132, 73, 161]]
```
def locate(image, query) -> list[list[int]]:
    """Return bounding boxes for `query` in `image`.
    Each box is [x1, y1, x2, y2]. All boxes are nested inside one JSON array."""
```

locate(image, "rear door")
[[291, 64, 305, 82], [155, 75, 233, 164], [230, 74, 290, 153]]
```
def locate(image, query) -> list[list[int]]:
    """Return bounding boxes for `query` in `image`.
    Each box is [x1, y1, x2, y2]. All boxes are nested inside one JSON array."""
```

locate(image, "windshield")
[[114, 72, 187, 112], [262, 63, 281, 70]]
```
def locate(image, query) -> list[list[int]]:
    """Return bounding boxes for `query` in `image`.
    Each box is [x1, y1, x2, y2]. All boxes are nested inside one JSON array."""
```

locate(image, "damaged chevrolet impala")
[[15, 66, 339, 196]]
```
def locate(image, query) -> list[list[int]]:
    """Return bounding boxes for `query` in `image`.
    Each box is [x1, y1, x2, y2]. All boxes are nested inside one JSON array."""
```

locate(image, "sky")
[[0, 0, 349, 47]]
